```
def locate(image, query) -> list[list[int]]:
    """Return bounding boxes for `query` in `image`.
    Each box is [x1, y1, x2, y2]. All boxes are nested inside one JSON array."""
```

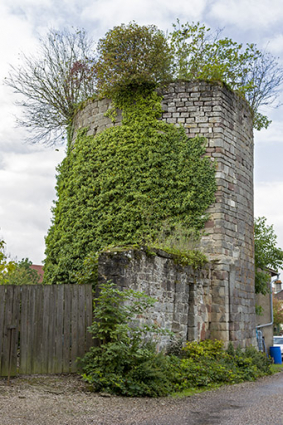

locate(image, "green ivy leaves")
[[44, 91, 216, 284]]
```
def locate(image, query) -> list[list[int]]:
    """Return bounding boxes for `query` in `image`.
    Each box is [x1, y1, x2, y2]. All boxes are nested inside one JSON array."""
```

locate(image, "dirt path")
[[1, 373, 283, 424]]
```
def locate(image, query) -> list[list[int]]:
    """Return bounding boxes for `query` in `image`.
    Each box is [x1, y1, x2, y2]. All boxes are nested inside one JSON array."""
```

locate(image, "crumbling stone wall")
[[73, 80, 256, 347], [98, 248, 212, 348]]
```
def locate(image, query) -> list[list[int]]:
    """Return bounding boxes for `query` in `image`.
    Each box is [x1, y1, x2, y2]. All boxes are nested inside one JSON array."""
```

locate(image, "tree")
[[273, 297, 283, 334], [5, 258, 40, 285], [0, 239, 41, 285], [0, 240, 16, 284], [5, 28, 97, 145], [170, 21, 283, 130], [96, 22, 173, 100], [254, 217, 283, 294]]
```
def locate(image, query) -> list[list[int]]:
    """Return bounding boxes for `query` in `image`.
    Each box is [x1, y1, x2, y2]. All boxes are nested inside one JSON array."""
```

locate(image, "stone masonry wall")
[[72, 98, 122, 140], [160, 82, 256, 347], [73, 81, 256, 348], [97, 248, 212, 348]]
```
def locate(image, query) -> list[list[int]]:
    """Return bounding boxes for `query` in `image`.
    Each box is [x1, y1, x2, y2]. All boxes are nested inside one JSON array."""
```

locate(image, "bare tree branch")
[[5, 28, 97, 145]]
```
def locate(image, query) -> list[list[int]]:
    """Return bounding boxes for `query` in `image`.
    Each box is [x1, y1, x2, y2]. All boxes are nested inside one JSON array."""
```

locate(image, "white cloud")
[[209, 0, 283, 31], [254, 119, 283, 145], [81, 0, 207, 36], [261, 34, 283, 57], [0, 147, 65, 264]]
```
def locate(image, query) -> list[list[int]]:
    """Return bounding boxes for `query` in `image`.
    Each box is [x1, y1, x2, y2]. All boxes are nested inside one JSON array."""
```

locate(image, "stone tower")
[[72, 80, 256, 347]]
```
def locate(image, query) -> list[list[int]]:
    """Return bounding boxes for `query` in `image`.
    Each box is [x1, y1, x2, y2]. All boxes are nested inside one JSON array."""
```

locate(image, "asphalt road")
[[140, 372, 283, 425]]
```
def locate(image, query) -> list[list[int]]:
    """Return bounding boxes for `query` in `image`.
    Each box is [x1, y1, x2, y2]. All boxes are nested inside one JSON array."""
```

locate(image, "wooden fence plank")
[[0, 286, 6, 376], [71, 285, 79, 372], [26, 286, 35, 374], [19, 285, 28, 374], [54, 285, 64, 373], [62, 285, 71, 373], [47, 286, 55, 374], [86, 285, 93, 351], [77, 285, 86, 362], [32, 286, 44, 374], [1, 287, 14, 376], [41, 285, 50, 374], [10, 286, 20, 377], [1, 286, 10, 376]]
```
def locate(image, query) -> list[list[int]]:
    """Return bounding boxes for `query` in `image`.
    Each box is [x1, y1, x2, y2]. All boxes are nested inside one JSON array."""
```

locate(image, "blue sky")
[[0, 0, 283, 265]]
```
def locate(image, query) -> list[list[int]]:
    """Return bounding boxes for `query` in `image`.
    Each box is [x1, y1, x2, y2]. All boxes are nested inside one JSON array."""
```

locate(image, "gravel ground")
[[1, 373, 283, 424]]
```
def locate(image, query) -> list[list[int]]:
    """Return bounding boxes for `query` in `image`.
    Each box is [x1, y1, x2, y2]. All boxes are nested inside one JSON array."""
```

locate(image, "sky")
[[0, 0, 283, 267]]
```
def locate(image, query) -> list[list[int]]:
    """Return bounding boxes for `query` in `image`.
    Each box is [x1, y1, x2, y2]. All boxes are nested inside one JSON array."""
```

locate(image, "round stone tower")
[[73, 80, 256, 347]]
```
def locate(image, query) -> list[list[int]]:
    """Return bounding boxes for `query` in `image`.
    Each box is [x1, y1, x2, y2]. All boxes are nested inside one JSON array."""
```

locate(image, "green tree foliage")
[[0, 240, 16, 284], [0, 241, 39, 285], [96, 22, 173, 100], [6, 21, 283, 141], [44, 90, 216, 284], [4, 258, 40, 285], [254, 216, 283, 294], [273, 297, 283, 333], [170, 21, 283, 130]]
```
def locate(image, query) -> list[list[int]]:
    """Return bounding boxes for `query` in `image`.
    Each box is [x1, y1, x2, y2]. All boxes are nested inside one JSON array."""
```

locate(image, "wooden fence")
[[0, 285, 93, 377]]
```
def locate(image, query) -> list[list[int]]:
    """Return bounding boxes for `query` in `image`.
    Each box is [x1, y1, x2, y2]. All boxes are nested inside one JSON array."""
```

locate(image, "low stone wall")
[[97, 248, 212, 348]]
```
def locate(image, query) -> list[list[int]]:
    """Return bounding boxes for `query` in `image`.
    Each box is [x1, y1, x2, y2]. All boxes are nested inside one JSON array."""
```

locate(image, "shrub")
[[170, 341, 272, 391], [80, 281, 174, 397], [182, 339, 225, 360]]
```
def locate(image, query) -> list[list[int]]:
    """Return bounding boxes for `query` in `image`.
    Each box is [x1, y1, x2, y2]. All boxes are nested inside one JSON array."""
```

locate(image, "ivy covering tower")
[[44, 88, 216, 284]]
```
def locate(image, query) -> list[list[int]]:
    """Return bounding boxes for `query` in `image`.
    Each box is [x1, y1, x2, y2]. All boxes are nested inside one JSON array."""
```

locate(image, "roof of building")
[[31, 265, 44, 283], [274, 289, 283, 300]]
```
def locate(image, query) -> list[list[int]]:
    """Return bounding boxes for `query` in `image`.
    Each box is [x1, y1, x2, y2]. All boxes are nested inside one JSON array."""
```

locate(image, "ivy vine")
[[44, 89, 216, 284]]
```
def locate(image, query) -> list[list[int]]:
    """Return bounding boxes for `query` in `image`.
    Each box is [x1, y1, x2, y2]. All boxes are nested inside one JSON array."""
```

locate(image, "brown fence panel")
[[0, 284, 93, 377], [0, 286, 20, 377], [70, 285, 79, 372], [62, 284, 72, 373], [0, 286, 6, 376]]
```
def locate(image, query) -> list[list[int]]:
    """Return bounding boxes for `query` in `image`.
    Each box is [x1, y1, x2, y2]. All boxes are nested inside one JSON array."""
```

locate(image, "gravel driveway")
[[1, 373, 283, 424]]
